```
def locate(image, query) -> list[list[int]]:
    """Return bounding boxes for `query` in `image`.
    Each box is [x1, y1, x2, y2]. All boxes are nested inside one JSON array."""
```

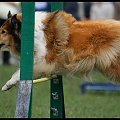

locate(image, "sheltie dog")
[[1, 10, 120, 91]]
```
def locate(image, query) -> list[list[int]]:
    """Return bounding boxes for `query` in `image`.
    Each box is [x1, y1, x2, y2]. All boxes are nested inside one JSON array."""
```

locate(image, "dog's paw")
[[1, 83, 13, 91]]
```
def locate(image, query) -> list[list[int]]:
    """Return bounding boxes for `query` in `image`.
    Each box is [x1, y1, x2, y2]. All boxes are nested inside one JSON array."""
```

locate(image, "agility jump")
[[15, 2, 65, 118]]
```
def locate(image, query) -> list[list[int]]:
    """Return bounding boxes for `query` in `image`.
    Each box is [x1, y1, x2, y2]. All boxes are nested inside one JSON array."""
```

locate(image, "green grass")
[[0, 65, 120, 118]]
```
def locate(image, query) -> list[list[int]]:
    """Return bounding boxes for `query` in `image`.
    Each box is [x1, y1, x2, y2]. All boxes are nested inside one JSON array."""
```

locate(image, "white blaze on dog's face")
[[0, 11, 21, 56]]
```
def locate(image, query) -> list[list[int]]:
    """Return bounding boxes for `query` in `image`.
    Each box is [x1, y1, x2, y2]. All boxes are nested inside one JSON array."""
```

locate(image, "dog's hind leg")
[[1, 69, 20, 91], [103, 62, 120, 84]]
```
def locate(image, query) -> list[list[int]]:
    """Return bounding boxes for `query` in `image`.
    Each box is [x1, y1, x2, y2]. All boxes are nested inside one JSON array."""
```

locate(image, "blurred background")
[[1, 2, 120, 118]]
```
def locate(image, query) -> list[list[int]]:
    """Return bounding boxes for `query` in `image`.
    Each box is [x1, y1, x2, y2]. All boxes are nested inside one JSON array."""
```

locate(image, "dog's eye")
[[1, 30, 6, 34]]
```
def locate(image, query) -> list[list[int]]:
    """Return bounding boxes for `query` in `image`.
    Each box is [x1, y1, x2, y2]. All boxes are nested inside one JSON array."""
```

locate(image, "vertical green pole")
[[15, 2, 35, 118], [51, 2, 64, 11], [50, 2, 65, 118]]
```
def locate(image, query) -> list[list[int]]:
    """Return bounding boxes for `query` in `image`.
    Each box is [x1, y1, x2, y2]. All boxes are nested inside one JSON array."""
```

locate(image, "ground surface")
[[0, 65, 120, 118]]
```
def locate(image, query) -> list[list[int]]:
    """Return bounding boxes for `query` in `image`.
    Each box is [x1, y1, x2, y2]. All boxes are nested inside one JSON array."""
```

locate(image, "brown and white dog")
[[1, 10, 120, 91]]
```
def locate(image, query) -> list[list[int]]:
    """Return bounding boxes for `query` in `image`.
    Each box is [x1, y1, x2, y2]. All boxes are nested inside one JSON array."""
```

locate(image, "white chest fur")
[[33, 12, 55, 76]]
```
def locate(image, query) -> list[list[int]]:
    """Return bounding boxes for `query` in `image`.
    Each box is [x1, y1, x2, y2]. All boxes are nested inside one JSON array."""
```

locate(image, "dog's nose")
[[0, 43, 5, 48]]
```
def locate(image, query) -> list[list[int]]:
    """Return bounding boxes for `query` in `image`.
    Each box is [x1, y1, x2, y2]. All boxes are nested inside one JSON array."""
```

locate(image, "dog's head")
[[0, 10, 72, 58], [0, 11, 22, 56]]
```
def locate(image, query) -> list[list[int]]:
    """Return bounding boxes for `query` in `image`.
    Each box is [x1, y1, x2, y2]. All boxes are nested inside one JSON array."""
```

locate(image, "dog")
[[1, 10, 120, 91]]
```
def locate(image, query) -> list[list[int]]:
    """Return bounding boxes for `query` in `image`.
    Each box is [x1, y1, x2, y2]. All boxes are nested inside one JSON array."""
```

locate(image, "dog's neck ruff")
[[33, 12, 56, 75], [34, 12, 47, 63]]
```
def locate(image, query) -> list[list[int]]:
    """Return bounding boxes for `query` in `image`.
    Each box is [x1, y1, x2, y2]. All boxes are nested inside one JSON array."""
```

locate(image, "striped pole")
[[50, 2, 65, 118], [15, 2, 35, 118]]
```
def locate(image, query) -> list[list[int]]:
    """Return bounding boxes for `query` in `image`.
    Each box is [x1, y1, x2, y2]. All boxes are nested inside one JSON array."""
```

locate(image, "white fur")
[[2, 69, 20, 91], [34, 11, 48, 63], [34, 12, 55, 75], [2, 12, 55, 91]]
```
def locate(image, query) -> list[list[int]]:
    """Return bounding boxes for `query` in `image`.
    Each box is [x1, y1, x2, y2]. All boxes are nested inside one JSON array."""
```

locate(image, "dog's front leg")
[[1, 69, 20, 91], [1, 66, 41, 91], [1, 64, 50, 91]]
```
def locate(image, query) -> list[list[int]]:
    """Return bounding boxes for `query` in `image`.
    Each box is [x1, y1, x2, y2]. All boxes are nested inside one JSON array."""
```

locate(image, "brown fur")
[[0, 20, 19, 55], [43, 11, 120, 82], [16, 13, 22, 22], [1, 11, 120, 83], [0, 13, 21, 57]]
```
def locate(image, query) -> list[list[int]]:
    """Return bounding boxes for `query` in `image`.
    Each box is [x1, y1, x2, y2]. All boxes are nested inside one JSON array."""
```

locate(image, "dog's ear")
[[10, 14, 21, 53], [16, 13, 22, 22], [8, 11, 12, 18], [11, 14, 21, 31]]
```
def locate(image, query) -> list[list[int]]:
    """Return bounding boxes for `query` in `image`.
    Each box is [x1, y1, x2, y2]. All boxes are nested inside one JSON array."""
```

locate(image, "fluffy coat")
[[0, 11, 120, 91]]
